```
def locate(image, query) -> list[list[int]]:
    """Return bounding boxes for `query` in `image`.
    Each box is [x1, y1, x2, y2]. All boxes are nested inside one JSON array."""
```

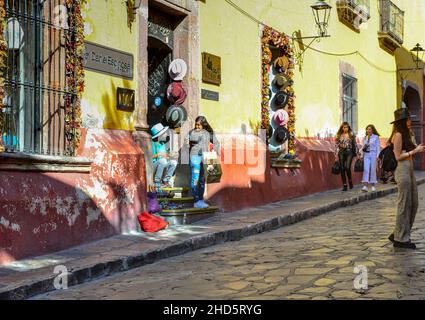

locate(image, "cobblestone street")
[[34, 184, 425, 300]]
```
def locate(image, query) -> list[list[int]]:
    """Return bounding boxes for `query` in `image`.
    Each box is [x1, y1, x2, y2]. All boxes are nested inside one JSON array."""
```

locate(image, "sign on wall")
[[201, 89, 219, 101], [117, 88, 135, 112], [83, 41, 134, 80], [202, 52, 221, 85]]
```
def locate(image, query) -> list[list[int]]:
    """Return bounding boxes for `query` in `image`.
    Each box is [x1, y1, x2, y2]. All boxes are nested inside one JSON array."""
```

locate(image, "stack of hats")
[[166, 59, 188, 129]]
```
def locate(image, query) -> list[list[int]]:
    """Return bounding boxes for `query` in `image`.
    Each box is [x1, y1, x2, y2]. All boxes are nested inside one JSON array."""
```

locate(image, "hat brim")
[[169, 59, 188, 81], [166, 106, 188, 127], [273, 127, 289, 144], [390, 115, 416, 124], [152, 126, 169, 139]]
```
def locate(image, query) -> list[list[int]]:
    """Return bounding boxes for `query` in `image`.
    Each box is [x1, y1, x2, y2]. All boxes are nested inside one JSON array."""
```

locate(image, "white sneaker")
[[194, 200, 209, 209], [371, 186, 376, 192], [361, 185, 368, 192]]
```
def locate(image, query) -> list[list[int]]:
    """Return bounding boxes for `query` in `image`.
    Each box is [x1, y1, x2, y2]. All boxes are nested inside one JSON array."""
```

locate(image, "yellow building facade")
[[199, 0, 425, 139]]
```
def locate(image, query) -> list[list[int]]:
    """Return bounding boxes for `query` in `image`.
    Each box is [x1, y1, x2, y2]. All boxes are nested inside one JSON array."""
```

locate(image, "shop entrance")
[[147, 9, 175, 129]]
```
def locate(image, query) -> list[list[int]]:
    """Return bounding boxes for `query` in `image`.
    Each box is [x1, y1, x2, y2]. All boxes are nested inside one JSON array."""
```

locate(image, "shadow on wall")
[[0, 172, 112, 265], [206, 138, 364, 212]]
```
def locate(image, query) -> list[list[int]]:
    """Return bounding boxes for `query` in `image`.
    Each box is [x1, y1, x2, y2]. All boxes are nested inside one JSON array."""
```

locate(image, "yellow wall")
[[82, 0, 138, 131], [200, 0, 424, 138]]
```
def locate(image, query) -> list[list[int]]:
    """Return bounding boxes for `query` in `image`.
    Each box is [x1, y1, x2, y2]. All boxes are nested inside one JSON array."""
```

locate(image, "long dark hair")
[[195, 116, 214, 142], [336, 122, 354, 140], [365, 124, 380, 136], [388, 119, 416, 151]]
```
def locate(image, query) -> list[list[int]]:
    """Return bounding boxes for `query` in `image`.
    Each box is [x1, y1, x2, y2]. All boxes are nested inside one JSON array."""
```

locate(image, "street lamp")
[[311, 0, 333, 38], [411, 43, 425, 69]]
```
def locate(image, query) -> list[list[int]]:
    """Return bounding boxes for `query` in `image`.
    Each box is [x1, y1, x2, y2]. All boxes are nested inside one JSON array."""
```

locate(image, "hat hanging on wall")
[[165, 105, 188, 129], [169, 59, 188, 81], [273, 74, 293, 90], [274, 91, 289, 108], [273, 56, 290, 73], [273, 126, 290, 144], [166, 81, 187, 105]]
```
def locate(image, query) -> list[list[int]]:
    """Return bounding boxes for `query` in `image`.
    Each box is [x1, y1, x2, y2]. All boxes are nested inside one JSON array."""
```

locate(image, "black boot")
[[393, 240, 416, 249], [349, 181, 353, 189], [342, 185, 347, 192]]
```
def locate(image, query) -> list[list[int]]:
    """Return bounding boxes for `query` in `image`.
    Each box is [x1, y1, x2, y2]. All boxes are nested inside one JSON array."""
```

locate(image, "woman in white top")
[[361, 124, 381, 192]]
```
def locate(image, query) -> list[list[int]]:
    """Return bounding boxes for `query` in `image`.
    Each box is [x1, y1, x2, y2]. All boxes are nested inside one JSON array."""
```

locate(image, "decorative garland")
[[0, 0, 85, 155], [65, 0, 86, 156], [0, 0, 6, 150], [261, 26, 296, 153]]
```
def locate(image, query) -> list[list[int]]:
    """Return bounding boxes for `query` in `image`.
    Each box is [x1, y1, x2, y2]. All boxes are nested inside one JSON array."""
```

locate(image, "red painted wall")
[[0, 129, 147, 265], [206, 136, 369, 212]]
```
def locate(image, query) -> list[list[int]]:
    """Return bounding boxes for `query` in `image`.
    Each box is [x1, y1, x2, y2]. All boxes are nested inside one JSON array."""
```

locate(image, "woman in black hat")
[[388, 109, 425, 249], [334, 122, 358, 191]]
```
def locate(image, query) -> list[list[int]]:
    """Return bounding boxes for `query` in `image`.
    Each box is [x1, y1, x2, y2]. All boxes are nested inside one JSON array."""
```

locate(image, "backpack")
[[379, 145, 397, 172]]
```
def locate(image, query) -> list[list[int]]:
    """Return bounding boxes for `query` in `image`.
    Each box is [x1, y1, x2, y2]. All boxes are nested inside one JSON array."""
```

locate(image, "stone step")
[[160, 186, 190, 198], [158, 197, 195, 210], [160, 206, 219, 225]]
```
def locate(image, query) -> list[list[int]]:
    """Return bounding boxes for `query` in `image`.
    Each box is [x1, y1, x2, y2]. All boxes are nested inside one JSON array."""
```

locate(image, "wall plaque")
[[83, 41, 134, 80], [117, 88, 135, 112], [202, 52, 221, 85], [201, 89, 219, 101]]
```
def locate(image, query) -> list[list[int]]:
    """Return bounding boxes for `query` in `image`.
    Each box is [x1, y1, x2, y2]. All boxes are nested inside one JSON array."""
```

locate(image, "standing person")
[[361, 125, 381, 192], [335, 122, 358, 191], [388, 109, 425, 249], [187, 116, 220, 209]]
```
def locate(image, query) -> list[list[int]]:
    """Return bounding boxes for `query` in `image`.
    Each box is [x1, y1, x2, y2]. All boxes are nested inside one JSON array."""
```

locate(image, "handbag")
[[203, 151, 222, 184], [354, 158, 364, 172], [137, 212, 169, 233], [331, 161, 340, 175]]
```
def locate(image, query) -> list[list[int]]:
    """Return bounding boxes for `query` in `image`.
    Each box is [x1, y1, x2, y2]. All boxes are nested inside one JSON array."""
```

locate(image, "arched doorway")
[[403, 84, 423, 170]]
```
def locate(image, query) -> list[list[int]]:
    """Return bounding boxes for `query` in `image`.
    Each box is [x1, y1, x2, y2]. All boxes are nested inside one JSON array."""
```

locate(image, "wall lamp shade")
[[311, 1, 332, 37]]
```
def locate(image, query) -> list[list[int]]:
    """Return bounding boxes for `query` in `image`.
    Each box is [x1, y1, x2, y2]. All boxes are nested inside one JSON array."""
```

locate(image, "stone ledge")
[[0, 152, 92, 173]]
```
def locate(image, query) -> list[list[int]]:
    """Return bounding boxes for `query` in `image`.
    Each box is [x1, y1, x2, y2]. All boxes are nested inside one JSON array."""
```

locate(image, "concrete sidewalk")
[[2, 171, 425, 300]]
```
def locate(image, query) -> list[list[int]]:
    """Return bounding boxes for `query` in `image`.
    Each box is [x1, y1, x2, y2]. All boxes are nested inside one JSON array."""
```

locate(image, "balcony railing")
[[336, 0, 370, 30], [379, 0, 404, 45]]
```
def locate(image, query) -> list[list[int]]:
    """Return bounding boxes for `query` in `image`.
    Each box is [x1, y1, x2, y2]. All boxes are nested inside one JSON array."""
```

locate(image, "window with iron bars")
[[342, 73, 358, 134], [379, 0, 404, 44], [1, 0, 78, 156]]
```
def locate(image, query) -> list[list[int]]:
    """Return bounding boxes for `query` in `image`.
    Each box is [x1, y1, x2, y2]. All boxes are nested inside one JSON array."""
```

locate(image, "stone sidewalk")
[[2, 172, 425, 300]]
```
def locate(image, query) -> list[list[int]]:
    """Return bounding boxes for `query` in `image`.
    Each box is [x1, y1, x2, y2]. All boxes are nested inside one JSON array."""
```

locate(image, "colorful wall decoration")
[[261, 26, 296, 154]]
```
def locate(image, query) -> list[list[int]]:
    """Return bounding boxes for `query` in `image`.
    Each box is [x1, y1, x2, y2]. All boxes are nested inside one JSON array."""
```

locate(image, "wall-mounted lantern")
[[311, 0, 333, 37], [291, 1, 332, 67], [410, 43, 425, 70]]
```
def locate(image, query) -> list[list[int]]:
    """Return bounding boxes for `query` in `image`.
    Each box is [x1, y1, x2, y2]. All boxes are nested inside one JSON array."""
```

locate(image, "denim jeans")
[[153, 158, 178, 183], [190, 155, 205, 202]]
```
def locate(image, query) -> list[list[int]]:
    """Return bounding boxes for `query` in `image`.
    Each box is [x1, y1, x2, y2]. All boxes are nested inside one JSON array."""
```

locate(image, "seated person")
[[151, 123, 178, 188]]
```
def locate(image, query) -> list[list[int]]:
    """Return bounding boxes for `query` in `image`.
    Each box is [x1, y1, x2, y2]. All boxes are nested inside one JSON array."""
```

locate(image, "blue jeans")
[[153, 158, 178, 183], [190, 155, 205, 202]]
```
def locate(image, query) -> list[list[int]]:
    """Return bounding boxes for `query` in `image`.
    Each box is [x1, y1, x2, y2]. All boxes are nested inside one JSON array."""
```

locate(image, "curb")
[[2, 177, 425, 300]]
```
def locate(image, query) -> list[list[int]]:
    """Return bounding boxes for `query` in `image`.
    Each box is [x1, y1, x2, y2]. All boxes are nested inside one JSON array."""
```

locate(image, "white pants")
[[362, 152, 378, 184]]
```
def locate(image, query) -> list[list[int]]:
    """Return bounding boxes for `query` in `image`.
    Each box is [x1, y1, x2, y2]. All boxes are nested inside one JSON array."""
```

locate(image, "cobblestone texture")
[[32, 183, 425, 300]]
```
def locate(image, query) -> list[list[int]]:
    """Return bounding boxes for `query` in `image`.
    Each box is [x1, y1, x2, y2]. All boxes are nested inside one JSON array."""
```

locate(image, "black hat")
[[274, 91, 289, 107], [273, 126, 290, 144], [390, 108, 416, 124], [165, 105, 188, 128]]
